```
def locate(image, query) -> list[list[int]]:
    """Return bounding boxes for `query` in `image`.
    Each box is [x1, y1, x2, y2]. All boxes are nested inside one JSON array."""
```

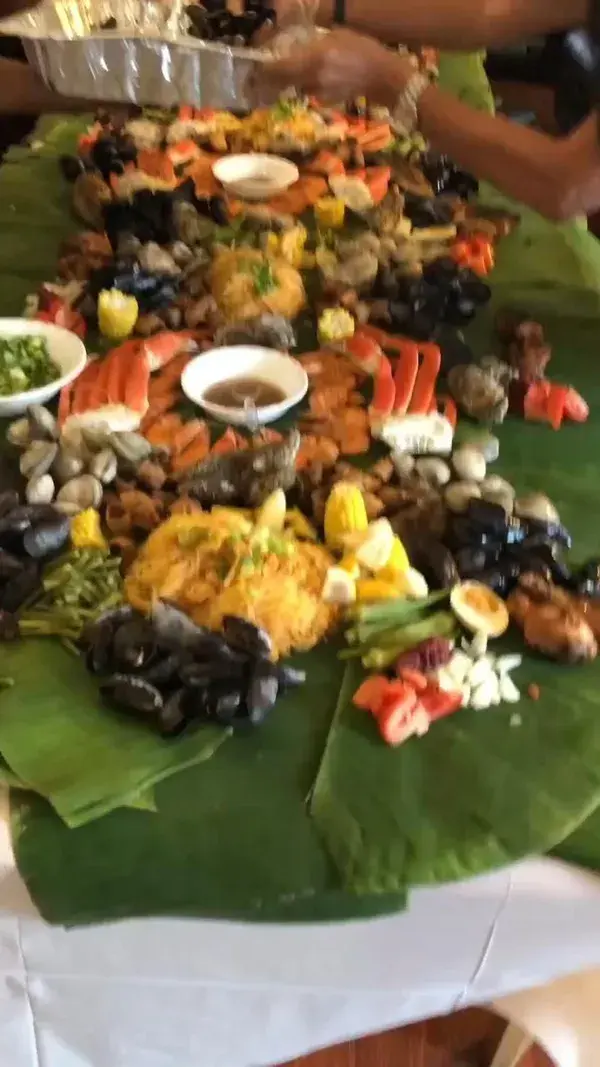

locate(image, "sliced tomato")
[[419, 684, 462, 722], [564, 386, 589, 423], [523, 379, 552, 422], [353, 675, 391, 714]]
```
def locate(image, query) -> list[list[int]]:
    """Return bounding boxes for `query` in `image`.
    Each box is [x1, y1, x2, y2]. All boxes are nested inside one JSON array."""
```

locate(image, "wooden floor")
[[284, 1008, 553, 1067]]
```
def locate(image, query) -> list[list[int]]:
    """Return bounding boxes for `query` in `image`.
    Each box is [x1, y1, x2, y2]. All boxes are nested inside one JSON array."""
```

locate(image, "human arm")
[[292, 0, 589, 50], [262, 29, 600, 220], [0, 57, 118, 114]]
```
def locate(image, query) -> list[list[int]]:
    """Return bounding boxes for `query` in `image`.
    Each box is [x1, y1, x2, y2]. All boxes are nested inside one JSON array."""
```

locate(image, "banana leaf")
[[6, 60, 600, 923], [0, 639, 225, 827]]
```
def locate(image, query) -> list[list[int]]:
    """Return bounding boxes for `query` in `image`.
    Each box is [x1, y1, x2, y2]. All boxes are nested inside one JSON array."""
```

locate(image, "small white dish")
[[212, 154, 299, 201], [0, 319, 87, 418], [181, 345, 308, 426]]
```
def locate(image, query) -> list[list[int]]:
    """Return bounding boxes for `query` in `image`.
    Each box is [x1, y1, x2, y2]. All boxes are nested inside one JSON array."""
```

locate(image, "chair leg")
[[489, 1023, 534, 1067]]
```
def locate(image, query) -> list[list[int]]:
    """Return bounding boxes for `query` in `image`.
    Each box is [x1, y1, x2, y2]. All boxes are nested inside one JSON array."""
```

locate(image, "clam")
[[89, 448, 118, 485], [27, 405, 58, 441], [81, 427, 113, 453], [57, 474, 103, 512], [391, 452, 415, 479], [515, 492, 560, 524], [414, 457, 451, 488], [6, 417, 32, 448], [25, 473, 55, 505], [52, 447, 85, 485], [452, 446, 486, 483], [53, 500, 83, 517], [111, 432, 152, 466], [19, 441, 58, 480], [481, 475, 515, 514], [445, 481, 482, 513]]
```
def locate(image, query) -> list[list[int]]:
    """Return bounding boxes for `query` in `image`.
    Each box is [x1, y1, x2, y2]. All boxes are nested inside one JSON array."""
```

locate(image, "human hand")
[[254, 28, 410, 105]]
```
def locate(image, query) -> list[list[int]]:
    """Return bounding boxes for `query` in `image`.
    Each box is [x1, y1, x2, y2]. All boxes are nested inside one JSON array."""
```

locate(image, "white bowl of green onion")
[[0, 319, 87, 417]]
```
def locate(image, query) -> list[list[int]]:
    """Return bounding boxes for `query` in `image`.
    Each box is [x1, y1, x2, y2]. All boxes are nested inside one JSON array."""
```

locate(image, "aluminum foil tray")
[[0, 0, 275, 109]]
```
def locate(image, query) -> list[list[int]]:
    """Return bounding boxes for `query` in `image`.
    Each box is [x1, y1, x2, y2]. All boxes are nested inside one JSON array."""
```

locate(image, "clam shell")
[[414, 457, 451, 488], [27, 405, 58, 441], [19, 441, 58, 480], [57, 474, 103, 511], [111, 432, 153, 466], [89, 448, 118, 485], [514, 492, 559, 524], [452, 446, 486, 482], [6, 417, 32, 448], [52, 447, 85, 485], [444, 481, 482, 513], [25, 473, 55, 505]]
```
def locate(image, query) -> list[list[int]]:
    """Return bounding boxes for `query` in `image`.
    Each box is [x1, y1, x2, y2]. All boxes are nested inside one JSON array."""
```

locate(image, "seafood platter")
[[0, 74, 595, 758]]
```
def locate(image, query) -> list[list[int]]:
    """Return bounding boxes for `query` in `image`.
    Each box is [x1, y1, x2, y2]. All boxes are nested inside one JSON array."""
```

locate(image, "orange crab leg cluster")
[[349, 328, 443, 424]]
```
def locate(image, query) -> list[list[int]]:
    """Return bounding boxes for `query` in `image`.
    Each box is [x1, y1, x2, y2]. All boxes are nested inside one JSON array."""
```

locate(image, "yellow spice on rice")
[[125, 511, 338, 660]]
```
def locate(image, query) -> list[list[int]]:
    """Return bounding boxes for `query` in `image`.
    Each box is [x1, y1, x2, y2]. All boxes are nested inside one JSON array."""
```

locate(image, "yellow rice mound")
[[125, 511, 337, 659]]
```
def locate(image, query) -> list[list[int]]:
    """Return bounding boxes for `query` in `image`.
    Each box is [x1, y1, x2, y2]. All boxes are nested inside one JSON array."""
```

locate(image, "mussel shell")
[[188, 633, 248, 664], [408, 538, 458, 590], [276, 664, 306, 689], [0, 547, 24, 579], [151, 600, 210, 651], [524, 517, 572, 550], [463, 499, 509, 537], [140, 652, 181, 686], [445, 516, 504, 551], [246, 659, 279, 725], [454, 544, 501, 577], [0, 491, 20, 520], [477, 560, 521, 596], [569, 557, 600, 597], [179, 657, 244, 688], [0, 562, 40, 613], [100, 674, 164, 716], [112, 618, 157, 671], [0, 505, 37, 535], [23, 514, 71, 559], [158, 689, 190, 737], [27, 405, 58, 441], [222, 615, 273, 659], [83, 604, 137, 674], [208, 685, 244, 725]]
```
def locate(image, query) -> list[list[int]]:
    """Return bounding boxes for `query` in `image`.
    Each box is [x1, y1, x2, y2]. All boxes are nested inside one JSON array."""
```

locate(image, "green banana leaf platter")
[[3, 53, 600, 925]]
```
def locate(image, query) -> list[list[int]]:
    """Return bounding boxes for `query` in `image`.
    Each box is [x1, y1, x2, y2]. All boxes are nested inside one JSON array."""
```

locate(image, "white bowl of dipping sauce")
[[212, 154, 299, 201], [181, 345, 308, 426]]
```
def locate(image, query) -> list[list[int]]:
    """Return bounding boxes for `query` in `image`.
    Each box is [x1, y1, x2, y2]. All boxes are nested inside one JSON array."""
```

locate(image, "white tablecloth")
[[2, 793, 600, 1067]]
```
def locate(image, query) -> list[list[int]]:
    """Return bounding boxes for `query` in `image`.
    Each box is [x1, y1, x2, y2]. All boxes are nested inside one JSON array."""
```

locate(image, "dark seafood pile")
[[0, 490, 71, 613], [371, 257, 492, 340], [185, 0, 276, 45], [180, 429, 301, 506], [83, 601, 305, 737]]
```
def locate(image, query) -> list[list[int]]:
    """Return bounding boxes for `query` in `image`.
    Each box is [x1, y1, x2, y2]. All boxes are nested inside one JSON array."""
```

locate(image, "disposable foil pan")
[[1, 1, 277, 109]]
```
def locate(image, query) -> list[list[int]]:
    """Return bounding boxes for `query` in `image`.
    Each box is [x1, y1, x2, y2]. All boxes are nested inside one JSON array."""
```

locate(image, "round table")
[[2, 790, 600, 1067]]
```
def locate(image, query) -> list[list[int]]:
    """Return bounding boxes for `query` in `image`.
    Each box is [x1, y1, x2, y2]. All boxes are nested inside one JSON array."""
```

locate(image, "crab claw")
[[142, 330, 199, 372], [392, 340, 420, 415], [343, 330, 383, 375]]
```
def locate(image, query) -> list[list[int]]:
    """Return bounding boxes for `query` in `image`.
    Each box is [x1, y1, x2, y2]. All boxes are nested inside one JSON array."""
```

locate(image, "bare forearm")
[[0, 58, 92, 114], [418, 84, 568, 218], [317, 0, 588, 49]]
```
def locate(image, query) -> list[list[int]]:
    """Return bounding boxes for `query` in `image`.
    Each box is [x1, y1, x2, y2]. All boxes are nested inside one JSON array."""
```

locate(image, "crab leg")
[[392, 340, 420, 415], [69, 359, 102, 415], [343, 331, 384, 375], [368, 356, 395, 421], [408, 343, 441, 415], [142, 330, 199, 372], [124, 348, 151, 415]]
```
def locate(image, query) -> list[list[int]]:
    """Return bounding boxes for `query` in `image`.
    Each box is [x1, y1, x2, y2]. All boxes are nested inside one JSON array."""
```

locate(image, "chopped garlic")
[[354, 519, 395, 572]]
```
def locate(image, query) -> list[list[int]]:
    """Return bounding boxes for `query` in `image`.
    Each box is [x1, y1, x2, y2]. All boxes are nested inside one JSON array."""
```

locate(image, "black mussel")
[[158, 689, 190, 738], [477, 559, 522, 596], [456, 268, 492, 304], [409, 539, 458, 590], [504, 518, 528, 546], [445, 296, 477, 326], [112, 618, 157, 671], [83, 604, 137, 674], [0, 505, 36, 536], [23, 514, 71, 559], [276, 663, 306, 689], [209, 685, 244, 726], [193, 633, 248, 663], [464, 499, 509, 537], [140, 652, 181, 686], [0, 562, 40, 613], [446, 516, 504, 551], [0, 548, 24, 579], [0, 492, 19, 521], [151, 600, 209, 651], [0, 610, 19, 640], [422, 256, 458, 286], [59, 154, 86, 182], [222, 615, 273, 659], [524, 517, 572, 550], [246, 659, 279, 726], [179, 657, 244, 688], [100, 674, 164, 717], [454, 543, 501, 577]]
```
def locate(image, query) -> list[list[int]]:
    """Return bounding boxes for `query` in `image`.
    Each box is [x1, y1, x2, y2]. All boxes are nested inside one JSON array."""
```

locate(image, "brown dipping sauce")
[[203, 377, 286, 408]]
